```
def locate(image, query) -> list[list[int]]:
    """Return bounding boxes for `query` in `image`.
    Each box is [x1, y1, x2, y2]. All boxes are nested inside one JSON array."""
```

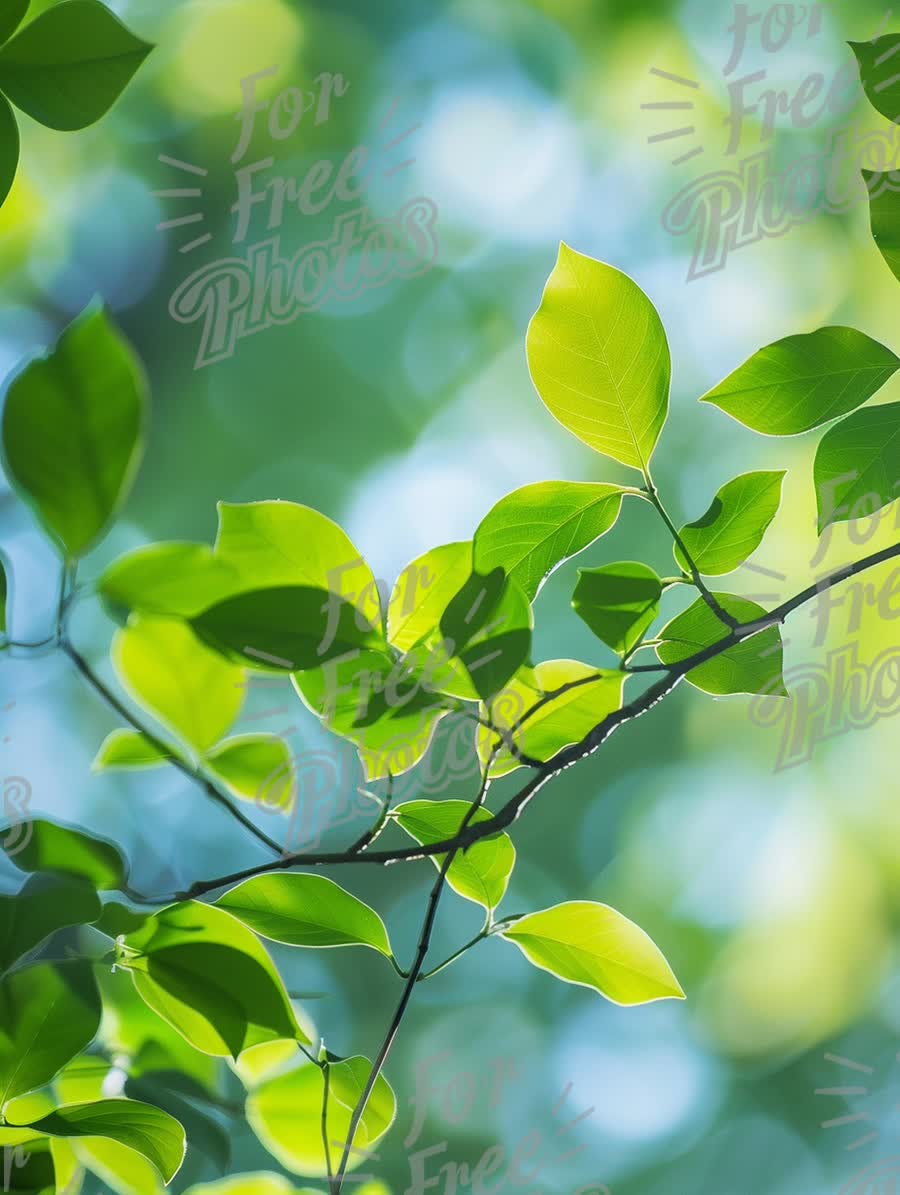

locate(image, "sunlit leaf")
[[500, 901, 684, 1005], [0, 874, 101, 973], [527, 242, 670, 470], [393, 799, 515, 910], [699, 327, 900, 436], [657, 594, 787, 696], [387, 542, 471, 653], [852, 36, 900, 125], [0, 93, 18, 207], [1, 306, 146, 559], [247, 1056, 395, 1178], [0, 1099, 185, 1184], [182, 1175, 294, 1195], [474, 481, 628, 601], [572, 563, 662, 655], [675, 471, 785, 576], [121, 902, 310, 1059], [92, 729, 172, 772], [814, 402, 900, 531], [0, 962, 101, 1109], [125, 1072, 230, 1175], [98, 542, 240, 622], [216, 874, 392, 956], [10, 819, 127, 891], [205, 735, 293, 806], [113, 615, 244, 755], [0, 0, 153, 130]]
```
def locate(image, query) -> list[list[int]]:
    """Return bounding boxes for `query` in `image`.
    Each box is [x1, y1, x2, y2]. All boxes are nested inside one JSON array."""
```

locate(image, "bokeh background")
[[4, 0, 900, 1191]]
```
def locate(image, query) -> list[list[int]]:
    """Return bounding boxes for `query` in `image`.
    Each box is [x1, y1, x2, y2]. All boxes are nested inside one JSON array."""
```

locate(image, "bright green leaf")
[[98, 542, 240, 622], [125, 1073, 230, 1175], [572, 563, 662, 655], [657, 593, 787, 696], [393, 799, 515, 910], [500, 901, 684, 1005], [247, 1056, 395, 1178], [675, 471, 785, 576], [477, 660, 625, 777], [121, 902, 310, 1059], [0, 962, 101, 1109], [699, 327, 900, 436], [10, 819, 127, 891], [112, 615, 244, 754], [0, 1100, 185, 1184], [215, 501, 382, 631], [473, 481, 628, 602], [387, 541, 472, 653], [526, 242, 670, 471], [92, 729, 172, 772], [182, 1175, 294, 1195], [1, 305, 146, 559], [814, 402, 900, 532], [216, 874, 392, 956], [0, 93, 18, 208], [0, 874, 100, 973], [70, 1137, 161, 1195], [0, 0, 153, 130], [190, 586, 383, 672], [205, 735, 293, 806]]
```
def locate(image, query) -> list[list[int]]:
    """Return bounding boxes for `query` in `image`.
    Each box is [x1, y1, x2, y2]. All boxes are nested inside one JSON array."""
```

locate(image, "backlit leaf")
[[572, 563, 662, 655], [814, 402, 900, 531], [10, 819, 127, 891], [675, 471, 785, 576]]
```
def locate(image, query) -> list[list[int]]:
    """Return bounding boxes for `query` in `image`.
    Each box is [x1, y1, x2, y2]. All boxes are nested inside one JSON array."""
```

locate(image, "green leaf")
[[674, 471, 785, 576], [393, 799, 515, 910], [0, 0, 153, 130], [814, 402, 900, 532], [433, 568, 533, 702], [0, 1, 28, 46], [125, 1073, 230, 1175], [112, 615, 244, 754], [387, 542, 472, 653], [0, 1140, 55, 1195], [216, 874, 392, 956], [500, 901, 684, 1005], [181, 1176, 294, 1195], [699, 327, 900, 436], [92, 729, 171, 771], [864, 171, 900, 284], [473, 481, 628, 602], [0, 92, 19, 207], [526, 242, 670, 471], [477, 660, 625, 778], [0, 874, 101, 973], [69, 1137, 160, 1195], [0, 1100, 185, 1184], [190, 586, 383, 672], [657, 593, 787, 696], [247, 1056, 395, 1178], [98, 542, 240, 622], [0, 962, 101, 1109], [292, 648, 451, 781], [0, 305, 146, 559], [94, 902, 147, 939], [0, 551, 7, 637], [571, 563, 662, 655], [121, 902, 311, 1059], [851, 36, 900, 125], [215, 501, 382, 631], [10, 819, 127, 891], [205, 735, 293, 806]]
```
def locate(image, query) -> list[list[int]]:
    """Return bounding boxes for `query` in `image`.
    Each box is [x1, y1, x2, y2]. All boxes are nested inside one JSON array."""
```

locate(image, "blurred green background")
[[5, 0, 900, 1191]]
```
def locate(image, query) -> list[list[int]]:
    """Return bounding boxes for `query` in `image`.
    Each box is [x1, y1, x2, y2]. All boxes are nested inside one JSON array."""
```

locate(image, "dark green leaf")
[[190, 586, 383, 671], [1, 1099, 185, 1183], [94, 902, 147, 939], [500, 901, 684, 1005], [0, 551, 7, 636], [435, 568, 532, 701], [0, 962, 101, 1109], [125, 1073, 229, 1174], [0, 93, 19, 207], [814, 402, 900, 531], [527, 242, 670, 470], [0, 0, 153, 130], [216, 874, 392, 955], [0, 1, 28, 46], [10, 819, 127, 891], [657, 594, 787, 696], [572, 562, 662, 655], [394, 799, 515, 910], [851, 37, 900, 124], [699, 327, 900, 436], [473, 481, 627, 602], [0, 874, 100, 973], [1, 305, 146, 559], [675, 471, 785, 576], [864, 171, 900, 283], [122, 902, 310, 1058]]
